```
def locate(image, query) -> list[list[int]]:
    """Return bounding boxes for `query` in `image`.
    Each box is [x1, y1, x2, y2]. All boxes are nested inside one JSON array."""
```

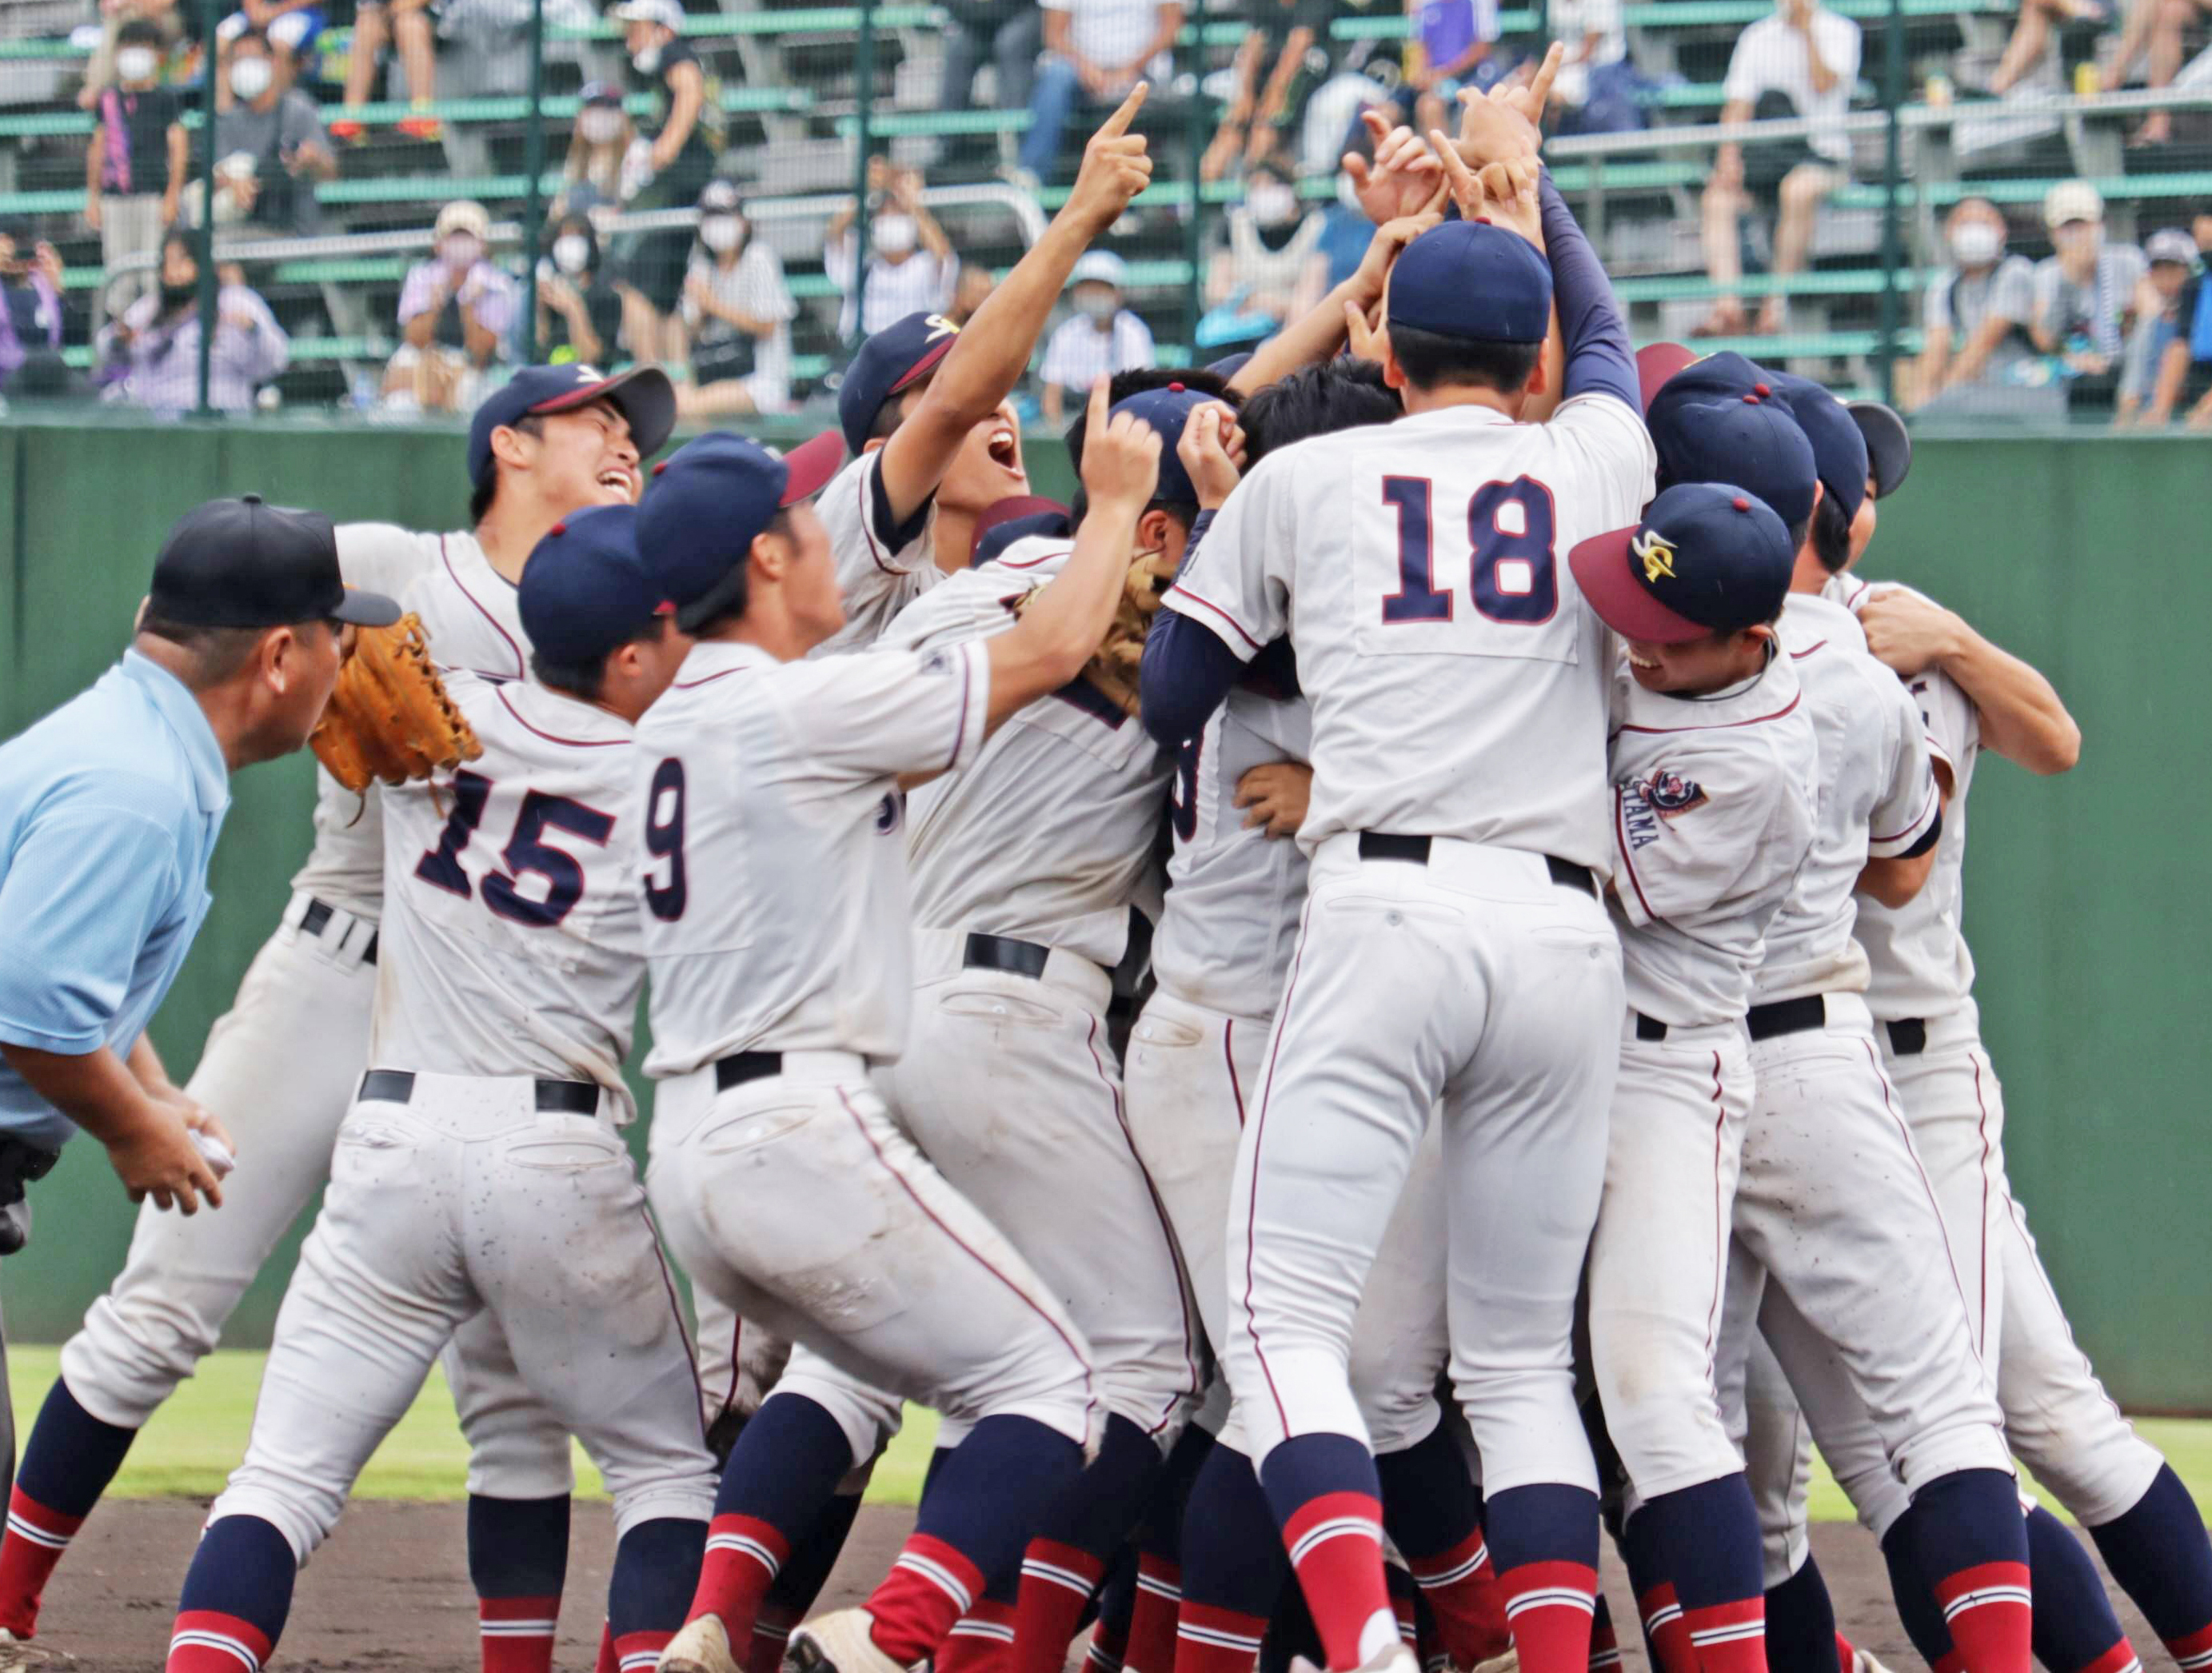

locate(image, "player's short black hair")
[[469, 413, 549, 525], [1787, 513, 1812, 557], [681, 507, 795, 639], [1240, 359, 1402, 466], [1809, 485, 1852, 574], [1064, 367, 1241, 530], [136, 613, 330, 689], [1386, 321, 1543, 398], [530, 617, 672, 703]]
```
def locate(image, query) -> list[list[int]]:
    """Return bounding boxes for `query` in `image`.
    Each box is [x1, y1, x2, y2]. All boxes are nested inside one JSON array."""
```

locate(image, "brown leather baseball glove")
[[309, 613, 482, 793], [1078, 549, 1177, 718]]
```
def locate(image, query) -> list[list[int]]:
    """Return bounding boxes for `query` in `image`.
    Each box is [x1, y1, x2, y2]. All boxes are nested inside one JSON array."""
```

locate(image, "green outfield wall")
[[0, 414, 2204, 1411]]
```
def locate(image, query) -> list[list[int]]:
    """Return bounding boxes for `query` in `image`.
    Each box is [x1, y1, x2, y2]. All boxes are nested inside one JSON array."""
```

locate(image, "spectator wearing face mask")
[[1912, 196, 2042, 414], [2122, 228, 2212, 427], [823, 157, 955, 341], [95, 229, 288, 413], [214, 0, 327, 99], [537, 212, 625, 366], [556, 83, 633, 218], [0, 231, 70, 397], [1200, 158, 1327, 349], [1038, 250, 1156, 423], [606, 0, 722, 343], [205, 30, 336, 236], [384, 198, 520, 413], [677, 179, 796, 417], [86, 19, 187, 322], [331, 0, 441, 142], [2030, 179, 2148, 417]]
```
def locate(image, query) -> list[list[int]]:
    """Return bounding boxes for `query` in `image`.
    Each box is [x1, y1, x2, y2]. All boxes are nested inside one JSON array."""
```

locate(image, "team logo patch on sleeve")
[[1619, 767, 1709, 849]]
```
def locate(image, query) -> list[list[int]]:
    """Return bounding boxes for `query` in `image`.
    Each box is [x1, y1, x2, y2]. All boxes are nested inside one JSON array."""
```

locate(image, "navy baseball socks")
[[2089, 1465, 2212, 1671], [1257, 1432, 1397, 1672], [605, 1515, 709, 1673], [1623, 1476, 1771, 1673], [1005, 1415, 1166, 1673], [1880, 1500, 2138, 1673], [750, 1491, 865, 1673], [1481, 1482, 1605, 1673], [469, 1491, 571, 1673], [1173, 1440, 1288, 1673], [1374, 1423, 1513, 1671], [165, 1514, 296, 1672], [1112, 1423, 1218, 1673], [1905, 1469, 2034, 1673], [687, 1392, 858, 1645], [0, 1377, 138, 1639]]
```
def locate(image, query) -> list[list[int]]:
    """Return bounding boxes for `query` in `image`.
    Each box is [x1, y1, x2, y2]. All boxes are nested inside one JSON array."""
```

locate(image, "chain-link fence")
[[0, 0, 2204, 426]]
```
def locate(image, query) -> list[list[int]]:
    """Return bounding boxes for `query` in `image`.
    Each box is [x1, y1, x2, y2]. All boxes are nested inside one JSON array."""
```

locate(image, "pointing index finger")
[[1524, 42, 1563, 122], [1095, 81, 1148, 140]]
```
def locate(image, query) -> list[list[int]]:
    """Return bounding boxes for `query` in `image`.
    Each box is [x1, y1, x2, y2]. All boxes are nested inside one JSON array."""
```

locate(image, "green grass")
[[10, 1347, 2206, 1519]]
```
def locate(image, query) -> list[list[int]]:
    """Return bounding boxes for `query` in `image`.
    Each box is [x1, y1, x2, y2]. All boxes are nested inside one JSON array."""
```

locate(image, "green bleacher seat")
[[1676, 327, 1926, 357], [58, 334, 393, 369], [1830, 172, 2212, 210], [1611, 268, 1923, 301]]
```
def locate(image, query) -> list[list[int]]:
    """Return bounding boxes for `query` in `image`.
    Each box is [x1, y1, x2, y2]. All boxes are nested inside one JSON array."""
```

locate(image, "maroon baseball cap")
[[1571, 482, 1795, 645]]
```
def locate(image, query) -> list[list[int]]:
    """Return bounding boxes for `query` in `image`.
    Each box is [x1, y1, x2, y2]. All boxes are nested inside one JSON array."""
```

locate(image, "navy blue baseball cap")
[[1647, 368, 1818, 533], [636, 429, 845, 632], [517, 504, 672, 667], [1108, 382, 1223, 508], [1570, 482, 1796, 644], [467, 362, 678, 489], [1847, 399, 1911, 499], [1385, 220, 1552, 345], [837, 311, 962, 457], [1763, 370, 1869, 525]]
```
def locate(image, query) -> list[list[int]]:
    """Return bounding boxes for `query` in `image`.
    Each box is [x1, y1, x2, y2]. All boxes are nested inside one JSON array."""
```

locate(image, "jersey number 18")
[[1380, 475, 1559, 626]]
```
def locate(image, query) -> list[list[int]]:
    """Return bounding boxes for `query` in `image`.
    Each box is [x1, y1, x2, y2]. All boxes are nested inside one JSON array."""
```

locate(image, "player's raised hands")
[[1431, 136, 1544, 245], [1080, 376, 1164, 509], [1177, 401, 1244, 510], [1453, 42, 1558, 168], [1349, 209, 1445, 306], [1342, 110, 1448, 226], [1343, 297, 1384, 363], [1065, 84, 1154, 232]]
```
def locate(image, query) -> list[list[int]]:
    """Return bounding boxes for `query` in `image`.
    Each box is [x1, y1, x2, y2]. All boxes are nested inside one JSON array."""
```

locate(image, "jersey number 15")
[[1380, 475, 1558, 626]]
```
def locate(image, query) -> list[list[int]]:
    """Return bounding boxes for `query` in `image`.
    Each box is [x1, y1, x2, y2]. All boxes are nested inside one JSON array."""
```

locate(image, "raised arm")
[[1539, 173, 1637, 407]]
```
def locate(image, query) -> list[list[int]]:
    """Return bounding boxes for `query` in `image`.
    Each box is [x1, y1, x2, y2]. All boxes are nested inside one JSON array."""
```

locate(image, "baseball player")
[[627, 406, 1160, 1673], [1566, 481, 1819, 1673], [0, 363, 678, 1673], [815, 87, 1153, 656], [1139, 149, 1655, 1673], [162, 507, 717, 1673], [1636, 354, 2036, 1673]]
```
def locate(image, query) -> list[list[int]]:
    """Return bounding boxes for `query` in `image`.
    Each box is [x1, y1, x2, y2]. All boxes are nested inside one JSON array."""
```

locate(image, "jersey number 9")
[[644, 757, 688, 922], [1380, 475, 1559, 627]]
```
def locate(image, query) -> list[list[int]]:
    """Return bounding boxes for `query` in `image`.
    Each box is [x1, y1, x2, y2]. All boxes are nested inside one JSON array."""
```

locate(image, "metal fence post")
[[1876, 0, 1904, 405], [850, 0, 876, 349], [521, 0, 545, 354], [195, 0, 218, 417], [1182, 0, 1207, 356]]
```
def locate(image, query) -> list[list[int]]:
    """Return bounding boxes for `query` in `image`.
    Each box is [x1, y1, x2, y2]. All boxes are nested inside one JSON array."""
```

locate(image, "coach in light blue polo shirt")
[[0, 495, 398, 1250]]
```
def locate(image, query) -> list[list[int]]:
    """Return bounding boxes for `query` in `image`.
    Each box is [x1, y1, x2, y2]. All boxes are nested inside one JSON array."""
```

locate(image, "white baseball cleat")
[[1852, 1650, 1897, 1673], [1288, 1645, 1422, 1673], [0, 1631, 72, 1669], [1470, 1648, 1520, 1673], [657, 1615, 741, 1673], [784, 1608, 909, 1673]]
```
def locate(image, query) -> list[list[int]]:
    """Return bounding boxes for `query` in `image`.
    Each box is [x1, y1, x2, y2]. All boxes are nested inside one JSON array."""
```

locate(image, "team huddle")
[[1, 56, 2209, 1673]]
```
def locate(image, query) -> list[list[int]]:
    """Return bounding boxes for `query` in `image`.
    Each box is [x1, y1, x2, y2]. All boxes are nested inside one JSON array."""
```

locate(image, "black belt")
[[1356, 832, 1596, 897], [302, 897, 377, 965], [357, 1068, 599, 1116], [1887, 1018, 1928, 1056], [714, 1052, 785, 1092], [963, 931, 1052, 979], [0, 1134, 61, 1200], [1746, 994, 1828, 1042], [1635, 1012, 1669, 1042]]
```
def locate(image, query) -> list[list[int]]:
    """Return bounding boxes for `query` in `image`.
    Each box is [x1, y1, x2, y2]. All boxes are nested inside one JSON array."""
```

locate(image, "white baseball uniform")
[[1719, 593, 2013, 1522], [57, 527, 573, 1508], [1164, 394, 1651, 1480], [637, 637, 1098, 1471], [813, 449, 944, 657], [1121, 682, 1451, 1461], [206, 672, 717, 1565], [871, 546, 1200, 1447], [1586, 646, 1818, 1505]]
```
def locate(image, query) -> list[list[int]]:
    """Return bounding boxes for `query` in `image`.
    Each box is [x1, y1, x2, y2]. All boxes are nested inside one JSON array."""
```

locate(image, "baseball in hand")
[[192, 1129, 237, 1179]]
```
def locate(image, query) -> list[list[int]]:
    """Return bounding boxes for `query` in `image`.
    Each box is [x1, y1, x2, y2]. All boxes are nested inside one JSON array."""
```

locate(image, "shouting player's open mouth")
[[597, 464, 640, 502]]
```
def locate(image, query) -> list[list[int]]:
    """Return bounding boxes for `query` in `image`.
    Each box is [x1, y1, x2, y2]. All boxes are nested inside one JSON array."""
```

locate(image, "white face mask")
[[1248, 183, 1297, 226], [701, 214, 745, 253], [1949, 220, 2002, 267], [553, 234, 591, 274], [440, 234, 482, 270], [872, 214, 917, 258], [632, 43, 662, 74], [116, 46, 159, 83], [229, 56, 273, 101], [579, 107, 624, 144], [1075, 290, 1118, 323]]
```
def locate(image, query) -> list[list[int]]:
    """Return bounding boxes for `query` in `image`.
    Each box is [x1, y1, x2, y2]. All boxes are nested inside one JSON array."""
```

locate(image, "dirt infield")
[[38, 1502, 2162, 1671]]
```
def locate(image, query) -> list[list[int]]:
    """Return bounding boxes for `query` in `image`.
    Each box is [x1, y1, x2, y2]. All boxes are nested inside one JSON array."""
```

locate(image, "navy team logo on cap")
[[837, 312, 962, 457], [1385, 220, 1553, 346], [467, 361, 678, 489], [1570, 481, 1796, 644]]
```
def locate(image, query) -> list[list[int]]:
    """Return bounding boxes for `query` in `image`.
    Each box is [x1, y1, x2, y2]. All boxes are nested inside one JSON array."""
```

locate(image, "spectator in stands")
[[1912, 196, 2042, 414], [1404, 0, 1501, 146], [537, 211, 625, 366], [824, 158, 955, 340], [206, 30, 336, 236], [2120, 227, 2210, 424], [85, 20, 186, 321], [609, 0, 720, 366], [1201, 0, 1333, 182], [2099, 0, 2202, 142], [78, 0, 188, 111], [1038, 251, 1156, 422], [1694, 0, 1862, 337], [555, 82, 633, 218], [939, 0, 1042, 162], [0, 233, 70, 396], [94, 228, 289, 413], [1549, 0, 1641, 134], [1200, 154, 1326, 348], [384, 198, 517, 413], [331, 0, 442, 142], [1016, 0, 1184, 186], [677, 179, 796, 417], [1987, 0, 2107, 95], [215, 0, 327, 97], [2030, 179, 2147, 415], [948, 261, 997, 324]]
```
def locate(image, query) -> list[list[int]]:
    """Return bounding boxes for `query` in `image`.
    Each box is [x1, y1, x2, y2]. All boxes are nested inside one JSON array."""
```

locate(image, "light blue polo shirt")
[[0, 651, 230, 1149]]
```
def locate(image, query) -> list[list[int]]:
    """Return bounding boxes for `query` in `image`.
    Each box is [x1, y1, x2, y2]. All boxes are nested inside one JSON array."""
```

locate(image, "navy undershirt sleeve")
[[1539, 174, 1639, 410], [1140, 509, 1244, 747]]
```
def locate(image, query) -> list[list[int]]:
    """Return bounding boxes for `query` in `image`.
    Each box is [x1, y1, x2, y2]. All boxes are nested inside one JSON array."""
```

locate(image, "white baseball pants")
[[647, 1052, 1100, 1458], [211, 1070, 716, 1563], [1123, 987, 1451, 1458], [1588, 1014, 1754, 1503], [878, 929, 1204, 1446], [58, 898, 577, 1500], [1220, 834, 1620, 1490]]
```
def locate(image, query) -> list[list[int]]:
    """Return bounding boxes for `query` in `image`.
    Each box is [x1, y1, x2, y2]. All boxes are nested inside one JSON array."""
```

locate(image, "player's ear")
[[489, 423, 534, 472], [748, 527, 788, 581], [1524, 348, 1549, 397], [1376, 326, 1407, 392], [1136, 507, 1173, 553], [860, 437, 887, 456]]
